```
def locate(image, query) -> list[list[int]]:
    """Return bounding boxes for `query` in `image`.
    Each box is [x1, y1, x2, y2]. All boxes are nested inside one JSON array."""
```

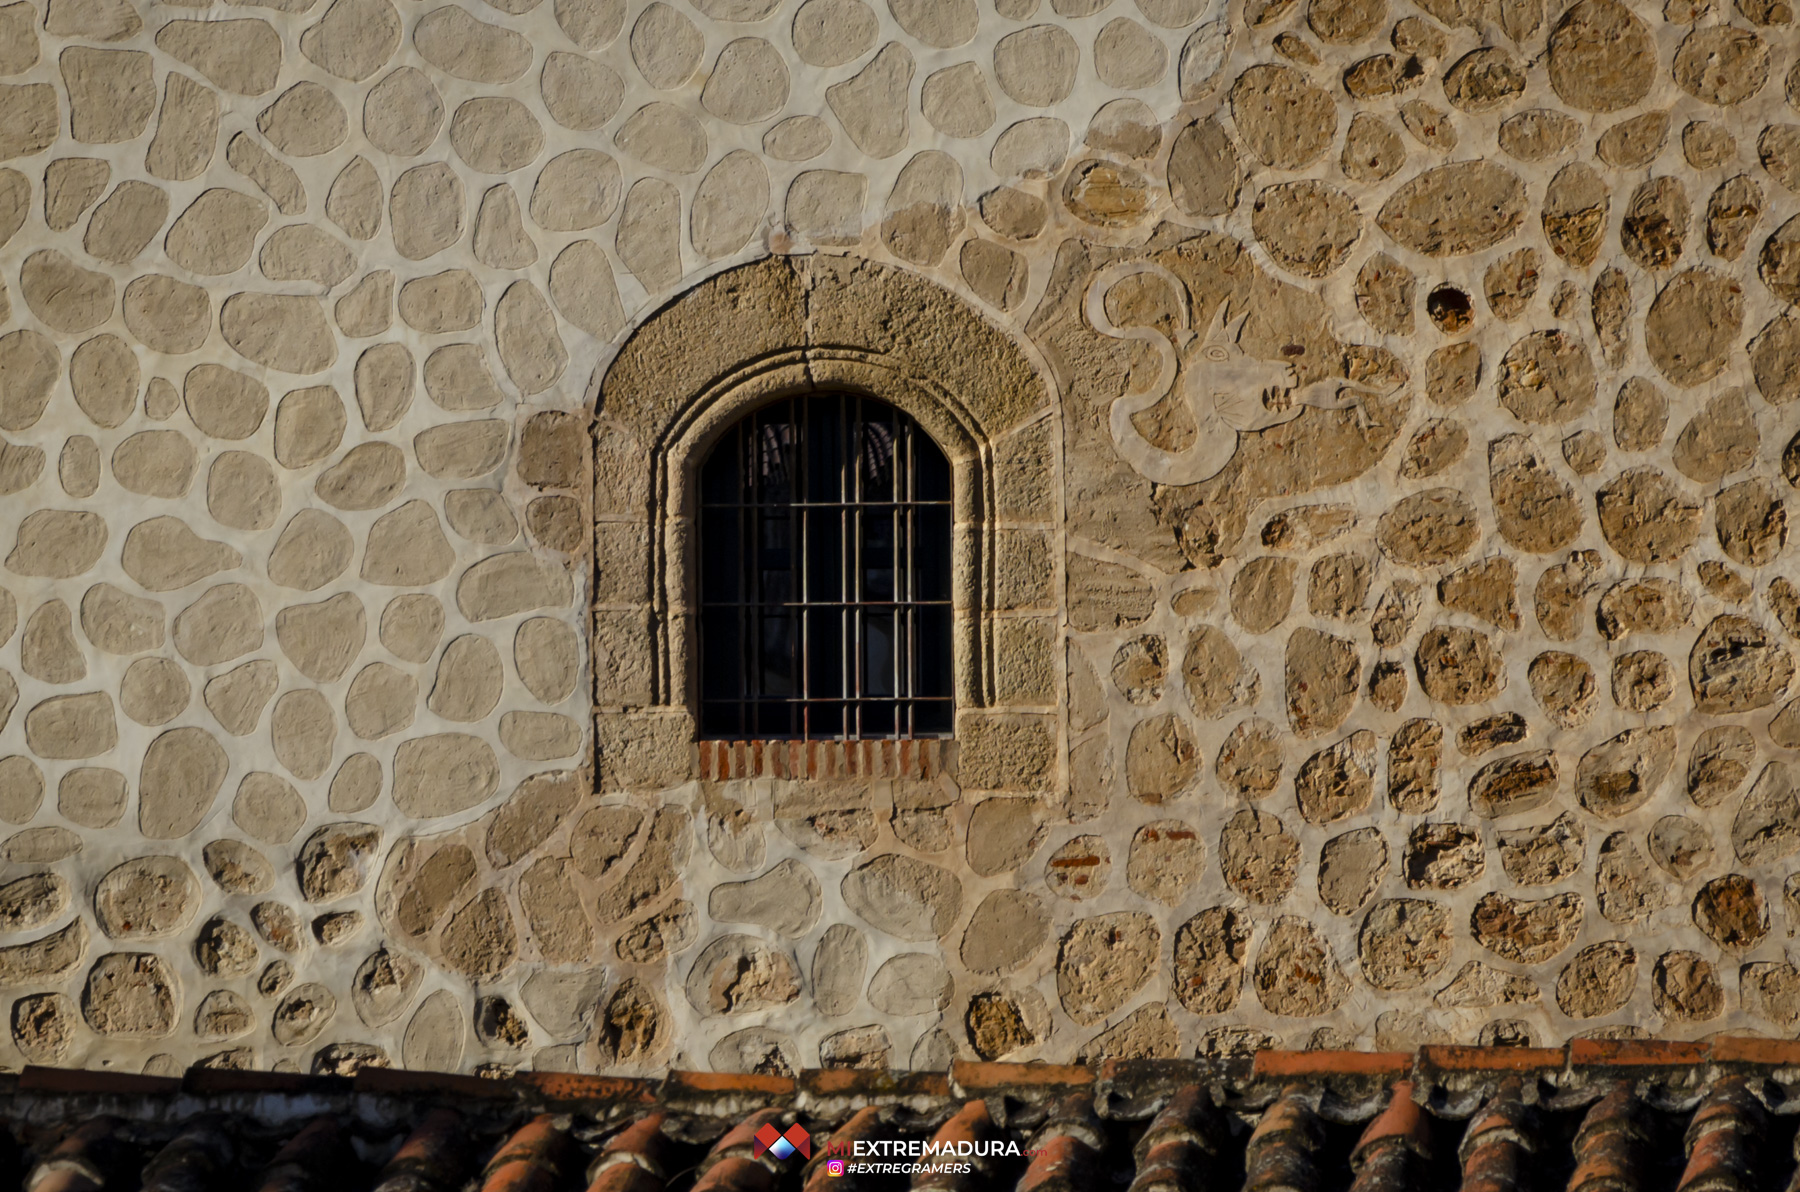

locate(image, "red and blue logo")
[[753, 1124, 812, 1161]]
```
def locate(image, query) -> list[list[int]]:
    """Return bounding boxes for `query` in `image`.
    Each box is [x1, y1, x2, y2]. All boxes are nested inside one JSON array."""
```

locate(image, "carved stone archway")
[[591, 255, 1064, 796]]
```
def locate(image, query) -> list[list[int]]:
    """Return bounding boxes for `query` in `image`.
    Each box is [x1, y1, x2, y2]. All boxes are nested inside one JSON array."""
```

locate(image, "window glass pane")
[[804, 506, 843, 603], [699, 394, 953, 740], [913, 432, 951, 502], [861, 509, 894, 601], [805, 396, 842, 503], [700, 508, 741, 604]]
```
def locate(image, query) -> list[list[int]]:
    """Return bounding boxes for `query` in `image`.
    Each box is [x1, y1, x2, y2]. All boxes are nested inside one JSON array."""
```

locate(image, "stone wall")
[[0, 0, 1798, 1076]]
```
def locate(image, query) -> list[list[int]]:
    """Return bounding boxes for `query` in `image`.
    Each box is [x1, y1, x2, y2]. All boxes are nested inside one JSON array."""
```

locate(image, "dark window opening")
[[698, 394, 954, 739]]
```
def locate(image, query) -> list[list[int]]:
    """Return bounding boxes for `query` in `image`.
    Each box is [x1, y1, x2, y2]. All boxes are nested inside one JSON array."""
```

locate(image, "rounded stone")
[[414, 6, 530, 83], [1126, 714, 1200, 802], [82, 953, 176, 1037], [530, 150, 621, 232], [1359, 899, 1452, 990], [1674, 26, 1769, 105], [1378, 490, 1478, 565], [993, 26, 1079, 107], [259, 226, 355, 288], [122, 276, 210, 355], [165, 189, 267, 276], [111, 431, 196, 499], [269, 510, 353, 591], [1056, 913, 1159, 1025], [19, 250, 114, 333], [1377, 161, 1527, 256], [1556, 941, 1638, 1016], [24, 692, 116, 759], [94, 856, 199, 940], [1546, 0, 1654, 113], [84, 181, 169, 265], [1443, 47, 1526, 112], [1646, 270, 1743, 387], [273, 388, 347, 469], [703, 39, 790, 123], [393, 735, 500, 818], [1498, 330, 1596, 423], [449, 98, 544, 175], [271, 690, 336, 781], [1252, 180, 1361, 277], [58, 768, 124, 829], [363, 68, 443, 157], [1229, 64, 1335, 169], [793, 0, 877, 67], [842, 854, 961, 940], [300, 0, 402, 82], [221, 294, 336, 375], [1597, 467, 1703, 564], [390, 164, 465, 261], [258, 82, 348, 156], [172, 585, 262, 666], [203, 841, 273, 895], [1220, 809, 1299, 903], [1094, 19, 1167, 89], [542, 52, 622, 132], [120, 658, 188, 726], [207, 451, 280, 532], [1252, 918, 1348, 1016]]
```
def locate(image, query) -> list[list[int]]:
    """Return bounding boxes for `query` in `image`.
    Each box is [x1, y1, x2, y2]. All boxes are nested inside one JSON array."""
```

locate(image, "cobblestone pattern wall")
[[1, 0, 1798, 1075]]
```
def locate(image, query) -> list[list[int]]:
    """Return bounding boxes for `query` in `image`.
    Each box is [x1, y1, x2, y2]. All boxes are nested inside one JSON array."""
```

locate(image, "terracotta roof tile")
[[3, 1046, 1800, 1192]]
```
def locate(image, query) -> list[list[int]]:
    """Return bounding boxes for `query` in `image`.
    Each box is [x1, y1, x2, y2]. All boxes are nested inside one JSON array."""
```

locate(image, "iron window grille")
[[698, 394, 954, 740]]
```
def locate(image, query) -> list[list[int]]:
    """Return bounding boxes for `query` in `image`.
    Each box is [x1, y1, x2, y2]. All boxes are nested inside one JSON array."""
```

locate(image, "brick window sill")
[[696, 738, 954, 780]]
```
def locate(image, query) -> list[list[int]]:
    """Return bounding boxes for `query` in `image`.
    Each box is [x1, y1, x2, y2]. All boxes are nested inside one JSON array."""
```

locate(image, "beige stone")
[[156, 19, 281, 94], [363, 68, 442, 158], [793, 0, 877, 67], [203, 660, 277, 737], [60, 48, 154, 144], [109, 430, 196, 500], [83, 953, 176, 1036], [19, 250, 113, 333], [393, 734, 499, 817], [165, 188, 267, 277], [83, 182, 168, 269], [258, 226, 355, 289], [94, 857, 199, 941], [414, 6, 530, 83], [268, 509, 353, 591], [1220, 808, 1299, 902], [0, 85, 56, 161], [380, 594, 443, 664], [23, 691, 114, 759], [1593, 467, 1703, 564], [1230, 64, 1335, 169], [0, 756, 41, 824], [390, 164, 464, 261], [258, 84, 348, 160], [1556, 941, 1637, 1017], [1377, 161, 1525, 256], [22, 600, 84, 683], [138, 725, 227, 839], [361, 501, 454, 587], [120, 658, 188, 726], [42, 160, 106, 237], [300, 0, 399, 81], [826, 43, 915, 156], [921, 64, 994, 139], [1057, 913, 1158, 1025], [614, 103, 708, 175], [1675, 25, 1768, 105], [219, 293, 335, 375], [1251, 180, 1361, 277]]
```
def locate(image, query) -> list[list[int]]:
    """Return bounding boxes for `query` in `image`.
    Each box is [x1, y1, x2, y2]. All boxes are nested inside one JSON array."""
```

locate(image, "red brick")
[[665, 1070, 796, 1100], [1708, 1036, 1800, 1067], [797, 1069, 951, 1099], [1251, 1051, 1411, 1080], [1418, 1046, 1564, 1073], [952, 1062, 1093, 1095], [1568, 1039, 1707, 1068], [1353, 1082, 1429, 1161]]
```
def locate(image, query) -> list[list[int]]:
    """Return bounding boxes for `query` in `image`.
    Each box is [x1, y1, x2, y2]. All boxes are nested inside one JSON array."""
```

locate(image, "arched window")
[[697, 394, 954, 740]]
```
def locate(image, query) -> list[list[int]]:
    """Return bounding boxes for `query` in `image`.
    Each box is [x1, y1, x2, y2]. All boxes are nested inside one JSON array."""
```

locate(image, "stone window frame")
[[592, 256, 1064, 795]]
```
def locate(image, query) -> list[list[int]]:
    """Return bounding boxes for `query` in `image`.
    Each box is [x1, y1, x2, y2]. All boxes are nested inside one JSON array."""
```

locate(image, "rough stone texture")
[[0, 0, 1790, 1069]]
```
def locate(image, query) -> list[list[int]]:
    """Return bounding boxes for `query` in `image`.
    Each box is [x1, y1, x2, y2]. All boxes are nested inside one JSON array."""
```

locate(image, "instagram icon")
[[826, 1160, 847, 1177]]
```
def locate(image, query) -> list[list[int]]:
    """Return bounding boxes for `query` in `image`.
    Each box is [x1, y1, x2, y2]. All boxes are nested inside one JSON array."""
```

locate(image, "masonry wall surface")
[[0, 0, 1797, 1076]]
